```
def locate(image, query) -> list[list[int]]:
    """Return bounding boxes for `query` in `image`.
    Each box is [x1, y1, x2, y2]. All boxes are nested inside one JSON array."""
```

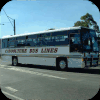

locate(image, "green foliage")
[[74, 21, 89, 27], [74, 13, 99, 32]]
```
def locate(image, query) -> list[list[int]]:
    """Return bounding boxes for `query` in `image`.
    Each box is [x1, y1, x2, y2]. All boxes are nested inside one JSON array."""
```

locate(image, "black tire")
[[57, 59, 68, 71], [12, 57, 18, 66]]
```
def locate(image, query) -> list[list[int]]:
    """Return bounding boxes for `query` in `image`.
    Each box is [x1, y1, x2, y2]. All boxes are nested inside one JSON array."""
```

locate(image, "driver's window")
[[70, 33, 80, 44]]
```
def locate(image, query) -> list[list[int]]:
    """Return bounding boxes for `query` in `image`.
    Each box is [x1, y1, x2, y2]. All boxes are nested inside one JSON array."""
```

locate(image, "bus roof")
[[1, 26, 94, 39]]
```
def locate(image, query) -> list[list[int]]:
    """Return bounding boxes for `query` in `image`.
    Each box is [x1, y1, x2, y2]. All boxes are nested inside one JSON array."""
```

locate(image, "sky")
[[0, 0, 100, 38]]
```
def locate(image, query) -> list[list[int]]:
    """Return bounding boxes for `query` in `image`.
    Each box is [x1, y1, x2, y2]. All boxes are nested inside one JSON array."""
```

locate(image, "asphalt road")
[[0, 60, 100, 100]]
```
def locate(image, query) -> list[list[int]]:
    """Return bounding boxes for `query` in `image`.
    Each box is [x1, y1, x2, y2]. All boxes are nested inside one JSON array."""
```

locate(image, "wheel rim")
[[13, 58, 17, 65], [59, 60, 66, 69]]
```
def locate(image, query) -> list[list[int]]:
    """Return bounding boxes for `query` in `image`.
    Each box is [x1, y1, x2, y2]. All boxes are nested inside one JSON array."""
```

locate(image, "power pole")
[[7, 16, 16, 35], [0, 24, 4, 25], [2, 9, 16, 35], [14, 19, 16, 35]]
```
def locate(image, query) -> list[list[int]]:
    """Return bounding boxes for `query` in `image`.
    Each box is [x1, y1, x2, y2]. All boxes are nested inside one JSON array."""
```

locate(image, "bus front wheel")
[[57, 59, 68, 71], [12, 57, 18, 66]]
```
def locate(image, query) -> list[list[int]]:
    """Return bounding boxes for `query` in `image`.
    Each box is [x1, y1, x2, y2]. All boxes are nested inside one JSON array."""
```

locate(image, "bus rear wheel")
[[57, 59, 68, 71], [12, 57, 18, 66]]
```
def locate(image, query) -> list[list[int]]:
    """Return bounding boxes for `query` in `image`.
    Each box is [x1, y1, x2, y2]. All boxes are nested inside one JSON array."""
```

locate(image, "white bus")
[[1, 26, 99, 70]]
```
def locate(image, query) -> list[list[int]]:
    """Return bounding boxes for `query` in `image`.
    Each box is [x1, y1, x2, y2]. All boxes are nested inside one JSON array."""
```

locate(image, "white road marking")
[[2, 67, 68, 80], [2, 91, 24, 100], [0, 65, 12, 68], [5, 87, 18, 92], [0, 66, 5, 68], [0, 65, 5, 66], [29, 69, 56, 73]]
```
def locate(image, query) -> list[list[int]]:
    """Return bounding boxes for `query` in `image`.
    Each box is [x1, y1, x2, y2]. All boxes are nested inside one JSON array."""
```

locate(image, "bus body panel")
[[1, 26, 99, 68], [82, 52, 99, 66], [1, 47, 84, 68], [1, 55, 85, 68], [1, 46, 69, 55], [1, 55, 12, 65], [67, 58, 83, 68], [18, 57, 56, 66]]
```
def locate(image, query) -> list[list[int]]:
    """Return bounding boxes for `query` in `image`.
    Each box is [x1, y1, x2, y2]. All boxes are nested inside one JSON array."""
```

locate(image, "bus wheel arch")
[[12, 56, 18, 66], [56, 57, 68, 71]]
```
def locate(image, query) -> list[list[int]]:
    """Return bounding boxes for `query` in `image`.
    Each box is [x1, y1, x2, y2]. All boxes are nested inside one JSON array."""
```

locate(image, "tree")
[[74, 13, 100, 33], [74, 21, 89, 27]]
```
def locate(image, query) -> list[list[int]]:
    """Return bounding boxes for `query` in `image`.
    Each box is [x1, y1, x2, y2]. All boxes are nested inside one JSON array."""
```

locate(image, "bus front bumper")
[[83, 58, 99, 67]]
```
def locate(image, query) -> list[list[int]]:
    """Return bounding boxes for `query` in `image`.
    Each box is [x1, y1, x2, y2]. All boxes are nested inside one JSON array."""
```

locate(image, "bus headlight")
[[82, 58, 84, 62]]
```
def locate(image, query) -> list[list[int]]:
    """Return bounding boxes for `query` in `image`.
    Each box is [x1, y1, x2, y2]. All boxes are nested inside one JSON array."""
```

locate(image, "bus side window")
[[8, 38, 16, 48], [59, 35, 68, 45], [16, 36, 26, 47], [2, 40, 5, 48], [2, 39, 8, 48], [55, 36, 60, 42], [27, 38, 32, 41], [25, 38, 33, 46], [33, 38, 37, 43]]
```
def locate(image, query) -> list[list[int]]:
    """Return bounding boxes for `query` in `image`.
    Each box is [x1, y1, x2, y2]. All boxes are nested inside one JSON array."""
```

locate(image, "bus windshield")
[[90, 30, 99, 52], [82, 28, 99, 52]]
